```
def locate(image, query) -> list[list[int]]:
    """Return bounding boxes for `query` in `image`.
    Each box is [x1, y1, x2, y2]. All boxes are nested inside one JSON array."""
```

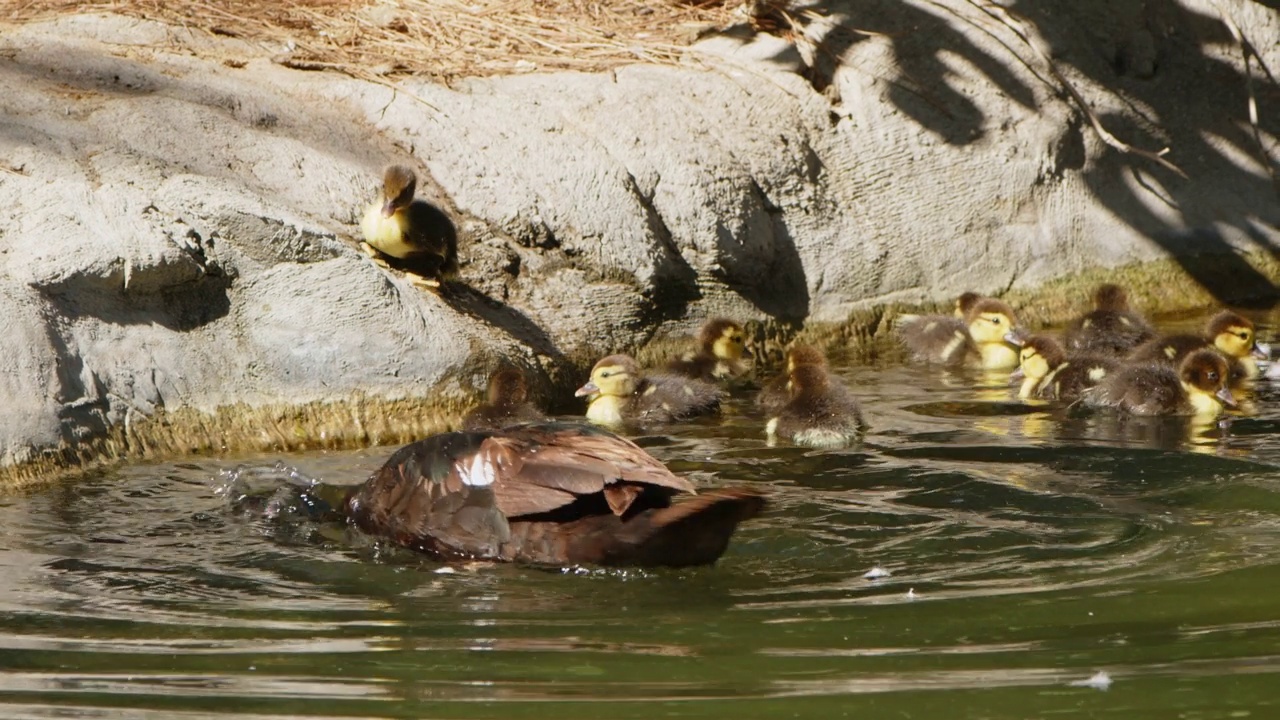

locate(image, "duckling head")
[[1014, 335, 1066, 383], [575, 355, 640, 399], [953, 291, 981, 319], [379, 165, 418, 217], [964, 299, 1018, 345], [1206, 311, 1265, 360], [785, 345, 828, 372], [1092, 283, 1131, 312], [486, 367, 529, 407], [1179, 348, 1237, 414], [700, 318, 747, 362]]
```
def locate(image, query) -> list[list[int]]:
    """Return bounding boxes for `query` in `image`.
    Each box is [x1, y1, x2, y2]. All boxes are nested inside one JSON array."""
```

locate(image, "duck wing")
[[344, 422, 699, 561]]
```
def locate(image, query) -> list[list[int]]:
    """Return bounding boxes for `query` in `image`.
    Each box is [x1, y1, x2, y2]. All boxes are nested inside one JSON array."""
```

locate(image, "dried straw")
[[7, 0, 748, 81]]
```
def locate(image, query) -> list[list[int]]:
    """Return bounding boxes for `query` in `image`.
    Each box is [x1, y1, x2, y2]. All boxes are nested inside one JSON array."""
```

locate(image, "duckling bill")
[[576, 354, 722, 428], [344, 422, 766, 567], [361, 165, 459, 288]]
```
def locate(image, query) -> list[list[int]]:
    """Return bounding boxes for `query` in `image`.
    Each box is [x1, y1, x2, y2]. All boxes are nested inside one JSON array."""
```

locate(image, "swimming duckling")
[[1128, 310, 1267, 384], [666, 318, 748, 383], [766, 363, 865, 449], [897, 297, 1023, 370], [757, 344, 829, 415], [1082, 348, 1237, 418], [461, 367, 544, 431], [1063, 283, 1156, 357], [344, 421, 766, 567], [360, 165, 459, 288], [1011, 334, 1120, 402], [575, 354, 722, 428]]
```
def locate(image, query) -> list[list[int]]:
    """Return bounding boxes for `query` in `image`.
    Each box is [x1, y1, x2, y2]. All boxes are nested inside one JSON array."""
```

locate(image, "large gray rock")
[[1, 1, 1277, 474]]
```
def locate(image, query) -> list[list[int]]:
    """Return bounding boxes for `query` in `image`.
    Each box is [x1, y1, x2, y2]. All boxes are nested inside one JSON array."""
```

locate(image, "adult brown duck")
[[344, 422, 766, 567]]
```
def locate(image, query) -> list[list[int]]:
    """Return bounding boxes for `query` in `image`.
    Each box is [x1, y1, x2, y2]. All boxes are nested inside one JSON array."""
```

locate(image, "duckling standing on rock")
[[360, 165, 459, 289], [1011, 334, 1120, 402], [666, 318, 749, 383], [1128, 310, 1268, 385], [344, 421, 766, 567], [1082, 348, 1238, 419], [897, 298, 1023, 370], [576, 355, 722, 428], [461, 367, 544, 431], [1063, 284, 1156, 357], [766, 361, 865, 449]]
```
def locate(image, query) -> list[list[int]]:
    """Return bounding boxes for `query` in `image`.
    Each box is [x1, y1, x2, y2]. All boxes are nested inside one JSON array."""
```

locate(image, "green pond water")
[[5, 316, 1280, 719]]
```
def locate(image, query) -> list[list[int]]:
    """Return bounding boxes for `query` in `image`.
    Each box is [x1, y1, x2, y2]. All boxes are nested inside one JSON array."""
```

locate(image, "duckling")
[[666, 318, 748, 383], [1128, 310, 1267, 384], [897, 298, 1022, 370], [757, 344, 828, 415], [461, 367, 544, 431], [344, 421, 766, 567], [360, 165, 459, 288], [1082, 348, 1237, 418], [575, 354, 722, 428], [766, 363, 865, 449], [1063, 283, 1157, 357], [1011, 334, 1120, 402]]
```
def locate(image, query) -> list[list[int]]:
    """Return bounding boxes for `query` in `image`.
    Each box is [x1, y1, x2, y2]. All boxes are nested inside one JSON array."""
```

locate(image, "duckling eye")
[[599, 371, 613, 378], [989, 316, 1002, 325], [1238, 332, 1251, 340], [1207, 371, 1219, 382]]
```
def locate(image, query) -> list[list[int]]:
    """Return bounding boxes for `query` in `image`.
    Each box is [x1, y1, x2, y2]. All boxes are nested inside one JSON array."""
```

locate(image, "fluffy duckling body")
[[360, 165, 459, 286], [344, 421, 766, 567], [1013, 334, 1120, 402], [461, 367, 544, 431], [1082, 348, 1238, 418], [1128, 310, 1266, 384], [1063, 284, 1156, 357], [576, 355, 722, 428], [766, 364, 865, 449], [757, 345, 828, 415], [897, 298, 1022, 370], [666, 318, 748, 383]]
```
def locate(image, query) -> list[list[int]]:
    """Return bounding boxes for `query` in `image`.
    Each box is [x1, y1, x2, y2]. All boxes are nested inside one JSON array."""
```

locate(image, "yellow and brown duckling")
[[1063, 283, 1157, 357], [575, 354, 722, 428], [344, 421, 766, 567], [765, 361, 865, 449], [461, 367, 544, 431], [1127, 310, 1267, 385], [757, 344, 829, 415], [360, 165, 459, 288], [897, 297, 1023, 370], [666, 318, 749, 383], [1011, 334, 1120, 402], [1082, 348, 1238, 419]]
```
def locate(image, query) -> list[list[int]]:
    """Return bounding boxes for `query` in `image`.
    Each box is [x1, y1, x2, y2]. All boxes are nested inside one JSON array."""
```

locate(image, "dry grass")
[[7, 0, 753, 81]]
